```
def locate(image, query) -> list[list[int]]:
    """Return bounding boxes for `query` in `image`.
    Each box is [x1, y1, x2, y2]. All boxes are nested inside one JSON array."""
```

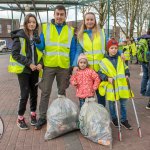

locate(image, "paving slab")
[[0, 54, 150, 150]]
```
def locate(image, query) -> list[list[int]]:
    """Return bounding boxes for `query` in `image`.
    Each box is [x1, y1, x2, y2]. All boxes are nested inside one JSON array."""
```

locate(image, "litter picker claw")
[[126, 78, 142, 138]]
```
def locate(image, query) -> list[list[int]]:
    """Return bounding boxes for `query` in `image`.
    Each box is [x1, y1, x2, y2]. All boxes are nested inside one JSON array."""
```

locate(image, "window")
[[7, 25, 11, 33], [0, 24, 2, 34]]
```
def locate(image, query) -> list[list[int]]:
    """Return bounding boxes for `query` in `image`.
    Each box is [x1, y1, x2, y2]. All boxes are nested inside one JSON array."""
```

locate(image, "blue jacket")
[[98, 53, 130, 81], [51, 19, 76, 66]]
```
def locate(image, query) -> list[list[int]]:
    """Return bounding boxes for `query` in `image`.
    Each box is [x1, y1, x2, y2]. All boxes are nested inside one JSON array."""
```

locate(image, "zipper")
[[92, 41, 95, 70]]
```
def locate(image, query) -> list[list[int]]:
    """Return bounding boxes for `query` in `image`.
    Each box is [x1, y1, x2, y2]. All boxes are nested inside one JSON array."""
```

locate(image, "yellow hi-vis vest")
[[130, 42, 137, 56], [42, 23, 73, 68], [123, 45, 130, 60], [8, 38, 43, 74], [79, 29, 105, 72], [98, 56, 134, 101]]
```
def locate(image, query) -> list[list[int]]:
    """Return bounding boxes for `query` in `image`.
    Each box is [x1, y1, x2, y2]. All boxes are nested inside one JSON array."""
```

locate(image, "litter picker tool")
[[112, 79, 122, 141], [126, 78, 142, 138]]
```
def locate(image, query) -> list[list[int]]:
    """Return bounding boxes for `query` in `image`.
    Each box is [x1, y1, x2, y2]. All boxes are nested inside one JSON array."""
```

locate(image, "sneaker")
[[35, 118, 47, 130], [121, 120, 133, 130], [17, 118, 29, 130], [146, 101, 150, 110], [31, 114, 37, 126], [112, 118, 119, 127]]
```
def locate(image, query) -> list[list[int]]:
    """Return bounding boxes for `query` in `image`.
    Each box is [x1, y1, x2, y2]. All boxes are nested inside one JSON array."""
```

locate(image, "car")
[[0, 40, 7, 52]]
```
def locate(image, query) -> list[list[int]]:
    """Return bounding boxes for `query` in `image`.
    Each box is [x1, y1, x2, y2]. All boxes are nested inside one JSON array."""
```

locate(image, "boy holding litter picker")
[[98, 39, 133, 130]]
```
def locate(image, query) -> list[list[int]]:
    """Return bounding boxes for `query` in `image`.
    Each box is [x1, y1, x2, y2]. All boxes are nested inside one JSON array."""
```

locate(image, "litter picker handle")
[[126, 78, 133, 98], [126, 78, 131, 89], [112, 79, 122, 141], [126, 78, 142, 138], [112, 79, 116, 99]]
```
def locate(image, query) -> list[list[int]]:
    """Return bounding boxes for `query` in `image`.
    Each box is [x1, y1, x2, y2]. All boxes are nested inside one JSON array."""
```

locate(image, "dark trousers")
[[125, 60, 128, 66], [39, 67, 69, 119], [17, 71, 39, 116], [96, 90, 106, 107]]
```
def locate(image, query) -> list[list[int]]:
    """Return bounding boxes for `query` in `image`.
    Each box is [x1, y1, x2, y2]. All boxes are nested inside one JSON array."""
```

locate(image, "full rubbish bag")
[[79, 97, 112, 146], [45, 95, 79, 140]]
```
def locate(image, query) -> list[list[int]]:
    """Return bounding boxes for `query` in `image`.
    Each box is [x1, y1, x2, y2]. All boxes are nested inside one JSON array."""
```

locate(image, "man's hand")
[[73, 67, 79, 74], [33, 29, 41, 44]]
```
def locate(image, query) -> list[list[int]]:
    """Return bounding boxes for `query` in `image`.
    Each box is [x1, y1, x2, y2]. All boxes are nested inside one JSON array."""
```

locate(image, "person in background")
[[70, 53, 100, 108], [8, 13, 45, 129], [122, 37, 131, 66], [130, 37, 137, 64], [139, 27, 150, 109]]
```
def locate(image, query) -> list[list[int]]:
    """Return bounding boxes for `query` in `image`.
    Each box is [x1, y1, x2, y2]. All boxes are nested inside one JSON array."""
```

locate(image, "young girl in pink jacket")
[[70, 54, 100, 108]]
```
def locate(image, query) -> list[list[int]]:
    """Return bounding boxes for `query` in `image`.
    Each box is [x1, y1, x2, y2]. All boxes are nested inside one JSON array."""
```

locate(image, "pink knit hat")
[[77, 53, 88, 64]]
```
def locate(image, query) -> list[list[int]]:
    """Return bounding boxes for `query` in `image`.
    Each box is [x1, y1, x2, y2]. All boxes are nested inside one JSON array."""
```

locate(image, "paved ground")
[[0, 54, 150, 150]]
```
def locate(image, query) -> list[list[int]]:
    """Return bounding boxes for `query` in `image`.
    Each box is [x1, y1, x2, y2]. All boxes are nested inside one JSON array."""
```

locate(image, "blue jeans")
[[141, 63, 150, 96], [109, 99, 127, 122], [96, 90, 106, 107], [79, 98, 85, 108]]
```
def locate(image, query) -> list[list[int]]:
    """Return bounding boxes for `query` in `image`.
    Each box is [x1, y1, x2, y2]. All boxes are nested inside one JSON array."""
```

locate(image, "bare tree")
[[135, 0, 150, 36], [111, 0, 139, 38], [110, 0, 123, 37], [129, 0, 139, 37], [90, 0, 108, 29], [79, 4, 92, 18]]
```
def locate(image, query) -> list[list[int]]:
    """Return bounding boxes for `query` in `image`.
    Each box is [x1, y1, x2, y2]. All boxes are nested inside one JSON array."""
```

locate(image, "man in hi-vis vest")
[[35, 5, 76, 130]]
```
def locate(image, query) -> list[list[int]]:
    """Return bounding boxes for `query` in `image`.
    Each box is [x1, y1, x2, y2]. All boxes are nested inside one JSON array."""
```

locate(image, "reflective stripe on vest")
[[45, 51, 69, 57], [79, 29, 105, 72], [99, 56, 134, 101], [43, 23, 73, 68]]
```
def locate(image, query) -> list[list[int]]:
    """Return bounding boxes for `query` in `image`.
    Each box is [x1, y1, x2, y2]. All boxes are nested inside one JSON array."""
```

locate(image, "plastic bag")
[[79, 97, 112, 145], [45, 95, 79, 140]]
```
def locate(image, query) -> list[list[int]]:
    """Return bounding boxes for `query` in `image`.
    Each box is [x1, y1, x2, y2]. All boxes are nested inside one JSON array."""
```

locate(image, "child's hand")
[[73, 81, 78, 86], [108, 77, 113, 84], [121, 53, 125, 61], [126, 75, 129, 78]]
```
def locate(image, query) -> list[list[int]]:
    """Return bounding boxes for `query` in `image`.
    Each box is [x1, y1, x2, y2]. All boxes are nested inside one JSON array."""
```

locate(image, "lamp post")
[[107, 0, 110, 41]]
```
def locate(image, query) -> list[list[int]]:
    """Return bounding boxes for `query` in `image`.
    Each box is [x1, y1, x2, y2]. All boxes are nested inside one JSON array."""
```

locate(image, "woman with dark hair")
[[8, 13, 45, 129]]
